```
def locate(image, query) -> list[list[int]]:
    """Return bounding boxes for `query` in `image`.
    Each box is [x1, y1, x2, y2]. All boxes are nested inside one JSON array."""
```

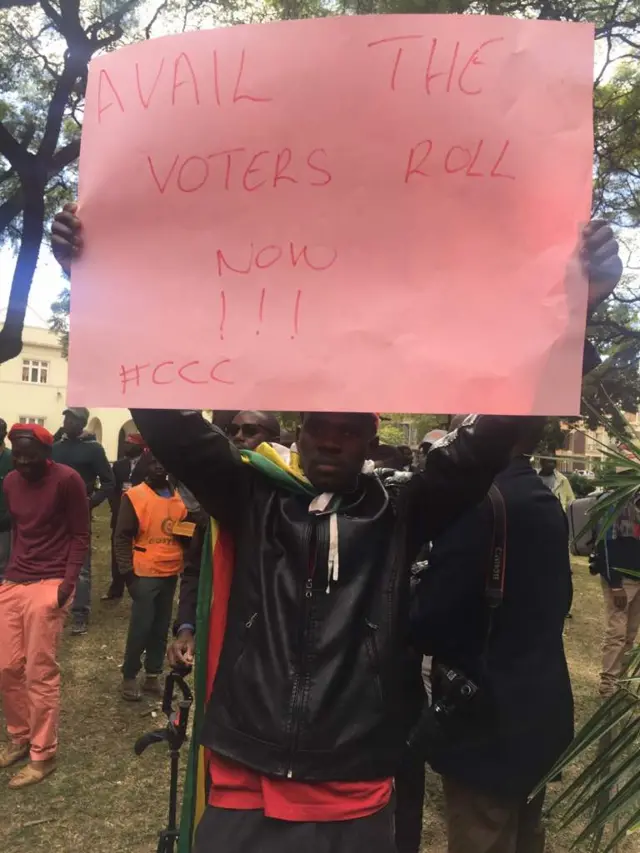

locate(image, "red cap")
[[9, 423, 54, 448], [125, 432, 146, 447]]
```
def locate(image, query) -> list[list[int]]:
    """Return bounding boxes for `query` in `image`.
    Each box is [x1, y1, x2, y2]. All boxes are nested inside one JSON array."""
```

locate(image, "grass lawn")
[[0, 512, 623, 852]]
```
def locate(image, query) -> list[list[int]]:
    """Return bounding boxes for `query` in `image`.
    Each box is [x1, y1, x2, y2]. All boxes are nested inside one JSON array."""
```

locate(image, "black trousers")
[[108, 531, 126, 597], [193, 802, 397, 853], [394, 756, 425, 853]]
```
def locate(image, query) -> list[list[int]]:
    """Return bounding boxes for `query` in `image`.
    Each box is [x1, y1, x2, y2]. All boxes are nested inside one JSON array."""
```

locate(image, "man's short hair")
[[518, 417, 548, 456], [0, 418, 7, 442]]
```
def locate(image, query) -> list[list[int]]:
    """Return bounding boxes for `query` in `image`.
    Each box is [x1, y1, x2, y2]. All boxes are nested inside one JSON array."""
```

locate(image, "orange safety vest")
[[127, 483, 188, 577]]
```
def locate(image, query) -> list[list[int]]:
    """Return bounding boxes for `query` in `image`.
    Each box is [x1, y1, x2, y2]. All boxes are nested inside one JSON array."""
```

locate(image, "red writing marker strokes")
[[177, 156, 209, 192], [404, 139, 516, 180], [444, 141, 485, 177], [136, 59, 165, 109], [369, 36, 503, 96], [489, 140, 516, 180], [172, 53, 200, 106], [458, 38, 505, 95], [291, 290, 302, 340], [97, 69, 125, 123], [217, 243, 338, 277], [243, 151, 270, 191], [147, 155, 180, 194], [405, 139, 433, 182], [120, 359, 234, 393], [289, 244, 338, 271], [257, 288, 266, 335], [307, 149, 332, 186], [147, 149, 332, 195], [233, 49, 272, 104], [367, 35, 424, 91]]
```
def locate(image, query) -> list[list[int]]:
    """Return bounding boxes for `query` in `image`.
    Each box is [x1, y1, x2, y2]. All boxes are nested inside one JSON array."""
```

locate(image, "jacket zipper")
[[365, 619, 384, 704], [286, 518, 319, 778]]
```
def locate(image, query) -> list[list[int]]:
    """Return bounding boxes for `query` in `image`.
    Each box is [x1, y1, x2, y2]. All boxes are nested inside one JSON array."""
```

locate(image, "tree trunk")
[[0, 181, 45, 363]]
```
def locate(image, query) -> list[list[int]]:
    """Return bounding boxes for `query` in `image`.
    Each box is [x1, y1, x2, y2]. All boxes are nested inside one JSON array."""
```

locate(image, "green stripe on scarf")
[[178, 449, 314, 851]]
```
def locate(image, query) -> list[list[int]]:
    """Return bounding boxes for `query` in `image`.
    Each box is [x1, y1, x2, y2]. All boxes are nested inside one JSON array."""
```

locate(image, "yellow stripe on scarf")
[[242, 441, 309, 484]]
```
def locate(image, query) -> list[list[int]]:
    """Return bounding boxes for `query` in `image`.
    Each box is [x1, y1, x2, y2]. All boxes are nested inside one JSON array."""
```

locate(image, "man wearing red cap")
[[103, 432, 147, 601], [0, 424, 89, 788]]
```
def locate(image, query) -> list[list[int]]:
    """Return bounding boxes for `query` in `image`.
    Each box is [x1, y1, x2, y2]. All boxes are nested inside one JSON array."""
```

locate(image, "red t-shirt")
[[208, 752, 393, 821]]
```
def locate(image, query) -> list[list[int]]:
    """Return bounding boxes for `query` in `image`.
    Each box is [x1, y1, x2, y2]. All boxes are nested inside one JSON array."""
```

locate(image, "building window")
[[18, 416, 46, 427], [22, 359, 49, 384]]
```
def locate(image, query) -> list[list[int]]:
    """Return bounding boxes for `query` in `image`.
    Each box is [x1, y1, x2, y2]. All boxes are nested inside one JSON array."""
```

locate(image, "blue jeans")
[[72, 525, 92, 618]]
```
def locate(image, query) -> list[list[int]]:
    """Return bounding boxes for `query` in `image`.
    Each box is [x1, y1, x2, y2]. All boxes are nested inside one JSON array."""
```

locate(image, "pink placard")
[[69, 15, 594, 414]]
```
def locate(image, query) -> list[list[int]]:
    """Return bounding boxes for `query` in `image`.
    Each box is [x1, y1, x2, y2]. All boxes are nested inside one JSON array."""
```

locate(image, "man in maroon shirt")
[[0, 424, 90, 788]]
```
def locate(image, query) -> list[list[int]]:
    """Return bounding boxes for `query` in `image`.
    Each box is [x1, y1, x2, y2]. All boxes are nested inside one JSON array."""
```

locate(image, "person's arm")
[[131, 409, 252, 527], [60, 473, 91, 604], [108, 461, 121, 520], [410, 502, 491, 658], [174, 523, 204, 634], [89, 443, 116, 509], [114, 494, 138, 575], [402, 415, 525, 554]]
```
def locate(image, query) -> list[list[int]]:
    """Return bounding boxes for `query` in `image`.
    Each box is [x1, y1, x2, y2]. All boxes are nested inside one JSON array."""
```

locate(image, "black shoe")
[[101, 590, 123, 601], [71, 617, 88, 635]]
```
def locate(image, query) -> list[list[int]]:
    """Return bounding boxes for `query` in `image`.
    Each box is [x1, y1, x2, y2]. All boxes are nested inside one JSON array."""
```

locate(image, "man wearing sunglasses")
[[227, 411, 281, 451], [51, 207, 622, 853]]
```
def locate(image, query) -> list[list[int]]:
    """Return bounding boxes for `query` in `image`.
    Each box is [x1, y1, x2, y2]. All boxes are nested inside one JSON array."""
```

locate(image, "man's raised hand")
[[51, 203, 82, 276], [583, 219, 623, 312]]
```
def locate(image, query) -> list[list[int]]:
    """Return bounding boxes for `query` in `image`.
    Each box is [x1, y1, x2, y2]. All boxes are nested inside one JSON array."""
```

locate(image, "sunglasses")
[[227, 423, 263, 438]]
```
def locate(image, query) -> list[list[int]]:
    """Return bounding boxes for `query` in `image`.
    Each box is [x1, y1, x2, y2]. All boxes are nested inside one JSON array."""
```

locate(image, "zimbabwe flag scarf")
[[178, 444, 315, 853]]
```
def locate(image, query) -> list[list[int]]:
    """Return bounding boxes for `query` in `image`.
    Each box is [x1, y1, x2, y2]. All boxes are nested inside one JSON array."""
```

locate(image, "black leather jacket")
[[133, 410, 524, 781]]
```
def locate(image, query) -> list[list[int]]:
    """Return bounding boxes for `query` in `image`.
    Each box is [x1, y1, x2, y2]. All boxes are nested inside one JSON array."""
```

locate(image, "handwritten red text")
[[97, 48, 271, 122], [147, 148, 332, 195], [119, 359, 234, 394], [367, 36, 504, 95], [216, 242, 338, 277], [405, 139, 515, 181]]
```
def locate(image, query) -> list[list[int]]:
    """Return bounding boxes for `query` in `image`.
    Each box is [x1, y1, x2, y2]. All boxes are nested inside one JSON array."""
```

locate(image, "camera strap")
[[486, 484, 507, 609]]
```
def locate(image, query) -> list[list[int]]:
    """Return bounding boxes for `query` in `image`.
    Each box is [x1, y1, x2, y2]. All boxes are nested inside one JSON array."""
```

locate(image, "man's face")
[[12, 437, 49, 482], [146, 455, 168, 488], [124, 441, 143, 459], [228, 412, 273, 451], [540, 458, 557, 476], [63, 413, 84, 439], [399, 446, 413, 467], [298, 413, 377, 492]]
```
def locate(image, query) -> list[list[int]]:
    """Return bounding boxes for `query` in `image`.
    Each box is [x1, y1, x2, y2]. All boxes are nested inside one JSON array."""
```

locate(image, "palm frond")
[[541, 397, 640, 849]]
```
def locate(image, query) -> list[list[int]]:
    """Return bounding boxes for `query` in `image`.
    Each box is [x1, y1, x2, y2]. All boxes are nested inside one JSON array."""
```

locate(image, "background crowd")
[[0, 401, 639, 853]]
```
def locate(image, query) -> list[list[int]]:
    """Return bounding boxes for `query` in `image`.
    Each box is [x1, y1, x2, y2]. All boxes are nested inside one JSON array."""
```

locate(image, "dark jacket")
[[52, 434, 115, 509], [0, 447, 12, 532], [109, 456, 145, 530], [591, 496, 640, 589], [411, 458, 574, 798], [132, 409, 525, 783]]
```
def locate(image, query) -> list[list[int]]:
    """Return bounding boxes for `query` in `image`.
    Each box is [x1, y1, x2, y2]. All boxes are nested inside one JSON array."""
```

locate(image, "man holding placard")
[[53, 217, 618, 853]]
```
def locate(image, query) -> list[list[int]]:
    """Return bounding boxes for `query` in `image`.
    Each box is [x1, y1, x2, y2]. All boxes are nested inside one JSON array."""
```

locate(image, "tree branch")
[[0, 138, 80, 233], [0, 122, 32, 174]]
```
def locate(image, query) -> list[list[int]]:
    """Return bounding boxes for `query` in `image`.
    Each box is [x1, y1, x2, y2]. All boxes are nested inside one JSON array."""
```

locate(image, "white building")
[[0, 324, 135, 460]]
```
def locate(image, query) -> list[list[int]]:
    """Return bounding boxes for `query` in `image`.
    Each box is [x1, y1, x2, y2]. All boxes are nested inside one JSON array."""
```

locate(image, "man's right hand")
[[168, 630, 195, 667], [51, 202, 83, 275], [612, 587, 628, 610]]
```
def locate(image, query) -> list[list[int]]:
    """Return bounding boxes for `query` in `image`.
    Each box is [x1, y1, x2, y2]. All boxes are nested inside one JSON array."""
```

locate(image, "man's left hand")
[[583, 220, 623, 312], [57, 584, 73, 608]]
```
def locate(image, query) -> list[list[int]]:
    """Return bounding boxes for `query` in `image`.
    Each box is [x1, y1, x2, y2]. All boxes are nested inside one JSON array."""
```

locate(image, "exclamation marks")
[[256, 288, 266, 335], [219, 290, 226, 340], [291, 290, 302, 339]]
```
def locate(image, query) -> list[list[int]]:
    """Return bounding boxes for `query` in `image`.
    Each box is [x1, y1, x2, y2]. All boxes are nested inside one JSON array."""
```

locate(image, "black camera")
[[406, 664, 479, 758], [430, 665, 479, 721]]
